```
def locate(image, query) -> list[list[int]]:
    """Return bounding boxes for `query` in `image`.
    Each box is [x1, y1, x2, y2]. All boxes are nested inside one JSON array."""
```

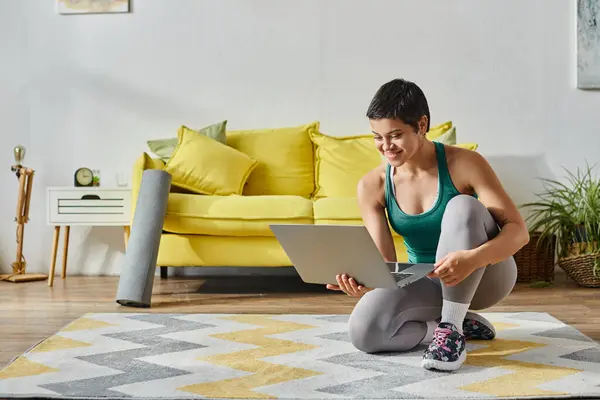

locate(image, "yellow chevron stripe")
[[0, 357, 59, 379], [462, 338, 581, 396], [30, 335, 92, 353], [488, 321, 519, 331], [61, 317, 115, 332], [179, 315, 322, 399]]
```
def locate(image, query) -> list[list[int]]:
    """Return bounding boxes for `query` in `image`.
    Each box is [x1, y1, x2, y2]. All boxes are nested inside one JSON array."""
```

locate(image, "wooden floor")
[[1, 269, 599, 367]]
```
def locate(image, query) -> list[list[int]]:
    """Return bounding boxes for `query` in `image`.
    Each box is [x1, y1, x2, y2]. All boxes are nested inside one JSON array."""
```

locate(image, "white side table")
[[47, 187, 132, 287]]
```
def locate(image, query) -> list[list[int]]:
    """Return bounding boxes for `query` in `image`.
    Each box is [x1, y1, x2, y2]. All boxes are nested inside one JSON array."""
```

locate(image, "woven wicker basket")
[[514, 231, 556, 282], [558, 251, 600, 288]]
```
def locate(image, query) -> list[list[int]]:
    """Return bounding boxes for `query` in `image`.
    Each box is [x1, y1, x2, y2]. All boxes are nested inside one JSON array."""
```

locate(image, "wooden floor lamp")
[[0, 145, 47, 283]]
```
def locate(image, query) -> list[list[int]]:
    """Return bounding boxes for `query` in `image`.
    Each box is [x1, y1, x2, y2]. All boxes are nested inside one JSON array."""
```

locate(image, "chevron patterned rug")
[[1, 312, 599, 400]]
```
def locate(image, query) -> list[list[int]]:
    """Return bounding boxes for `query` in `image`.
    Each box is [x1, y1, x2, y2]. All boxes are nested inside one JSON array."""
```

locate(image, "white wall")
[[1, 0, 598, 277]]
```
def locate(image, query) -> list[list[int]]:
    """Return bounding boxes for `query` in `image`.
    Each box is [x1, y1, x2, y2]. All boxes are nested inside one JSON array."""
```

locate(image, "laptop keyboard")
[[391, 272, 413, 282]]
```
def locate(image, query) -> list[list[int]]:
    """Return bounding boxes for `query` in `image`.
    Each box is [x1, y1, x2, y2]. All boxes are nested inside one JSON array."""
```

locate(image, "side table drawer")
[[48, 189, 131, 225]]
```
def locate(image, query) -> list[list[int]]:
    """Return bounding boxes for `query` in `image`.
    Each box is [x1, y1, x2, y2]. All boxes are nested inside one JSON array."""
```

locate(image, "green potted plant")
[[521, 163, 600, 287]]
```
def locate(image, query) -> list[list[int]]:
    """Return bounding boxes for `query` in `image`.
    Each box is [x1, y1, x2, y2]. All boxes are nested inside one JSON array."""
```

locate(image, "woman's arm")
[[326, 168, 395, 296], [461, 151, 530, 267], [357, 170, 398, 263]]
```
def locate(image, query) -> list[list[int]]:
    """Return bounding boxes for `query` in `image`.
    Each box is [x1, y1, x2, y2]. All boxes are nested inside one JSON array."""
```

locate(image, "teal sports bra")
[[384, 141, 473, 263]]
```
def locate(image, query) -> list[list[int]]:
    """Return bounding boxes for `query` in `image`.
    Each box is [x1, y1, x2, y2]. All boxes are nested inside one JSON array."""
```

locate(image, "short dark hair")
[[366, 78, 430, 132]]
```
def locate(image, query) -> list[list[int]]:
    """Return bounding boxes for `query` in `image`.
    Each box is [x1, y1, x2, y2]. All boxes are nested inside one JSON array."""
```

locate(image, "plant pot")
[[573, 224, 594, 244], [514, 231, 556, 282], [558, 251, 600, 288], [567, 241, 599, 256]]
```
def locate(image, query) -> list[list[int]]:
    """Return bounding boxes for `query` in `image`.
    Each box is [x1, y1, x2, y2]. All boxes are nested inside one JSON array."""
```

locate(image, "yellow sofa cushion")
[[226, 122, 317, 197], [426, 121, 452, 140], [163, 193, 313, 236], [310, 131, 382, 198], [164, 126, 258, 196], [147, 120, 228, 161], [313, 196, 363, 224], [313, 197, 400, 237], [429, 126, 456, 145]]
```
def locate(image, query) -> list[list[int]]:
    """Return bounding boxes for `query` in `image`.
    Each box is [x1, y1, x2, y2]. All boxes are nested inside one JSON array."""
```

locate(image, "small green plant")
[[521, 162, 600, 278], [528, 281, 554, 289]]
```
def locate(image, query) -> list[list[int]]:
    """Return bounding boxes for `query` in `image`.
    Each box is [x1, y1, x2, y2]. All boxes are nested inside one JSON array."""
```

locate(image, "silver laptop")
[[270, 224, 435, 289]]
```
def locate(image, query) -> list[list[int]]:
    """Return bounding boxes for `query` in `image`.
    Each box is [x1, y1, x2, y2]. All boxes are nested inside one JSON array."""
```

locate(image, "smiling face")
[[365, 79, 431, 167], [370, 116, 428, 167]]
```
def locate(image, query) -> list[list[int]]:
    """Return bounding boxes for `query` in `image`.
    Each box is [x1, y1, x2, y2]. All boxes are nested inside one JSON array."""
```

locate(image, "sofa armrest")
[[131, 152, 166, 219]]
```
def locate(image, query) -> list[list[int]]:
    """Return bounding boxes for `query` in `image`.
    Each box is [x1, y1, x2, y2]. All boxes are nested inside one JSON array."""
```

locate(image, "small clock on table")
[[74, 167, 94, 187]]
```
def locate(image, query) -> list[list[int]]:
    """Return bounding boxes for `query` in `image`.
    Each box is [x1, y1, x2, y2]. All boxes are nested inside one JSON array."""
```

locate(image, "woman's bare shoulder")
[[444, 144, 490, 192], [444, 144, 486, 168]]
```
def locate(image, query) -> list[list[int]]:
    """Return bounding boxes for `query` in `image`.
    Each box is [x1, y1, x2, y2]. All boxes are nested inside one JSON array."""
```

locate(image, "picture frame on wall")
[[577, 0, 600, 89], [56, 0, 130, 15]]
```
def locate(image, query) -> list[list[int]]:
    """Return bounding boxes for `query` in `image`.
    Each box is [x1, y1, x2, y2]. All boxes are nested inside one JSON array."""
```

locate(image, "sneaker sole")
[[421, 350, 467, 371], [464, 312, 496, 340]]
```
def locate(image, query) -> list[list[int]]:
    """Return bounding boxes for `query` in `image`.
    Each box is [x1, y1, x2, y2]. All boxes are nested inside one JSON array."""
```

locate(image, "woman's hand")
[[428, 250, 480, 287], [326, 274, 373, 297]]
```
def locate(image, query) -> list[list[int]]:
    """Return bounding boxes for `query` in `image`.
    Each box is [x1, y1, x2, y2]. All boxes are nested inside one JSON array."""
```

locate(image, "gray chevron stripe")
[[560, 345, 600, 363], [532, 326, 595, 342], [316, 349, 452, 399], [319, 331, 351, 342], [39, 314, 213, 397]]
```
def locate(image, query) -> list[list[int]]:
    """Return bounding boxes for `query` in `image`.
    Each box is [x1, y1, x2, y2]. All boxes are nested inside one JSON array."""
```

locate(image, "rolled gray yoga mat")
[[116, 169, 171, 308]]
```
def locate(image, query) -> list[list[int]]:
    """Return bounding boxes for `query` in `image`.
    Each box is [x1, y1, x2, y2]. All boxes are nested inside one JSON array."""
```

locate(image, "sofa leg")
[[160, 266, 168, 279]]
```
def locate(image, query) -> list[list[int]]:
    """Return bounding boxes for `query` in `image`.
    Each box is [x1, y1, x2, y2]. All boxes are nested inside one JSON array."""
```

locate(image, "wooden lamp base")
[[1, 165, 48, 284], [0, 261, 47, 282], [1, 275, 47, 283]]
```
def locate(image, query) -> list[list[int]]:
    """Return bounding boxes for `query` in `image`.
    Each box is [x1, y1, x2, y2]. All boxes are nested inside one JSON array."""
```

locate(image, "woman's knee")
[[442, 195, 485, 227], [348, 313, 381, 353], [348, 290, 396, 353], [441, 195, 497, 237]]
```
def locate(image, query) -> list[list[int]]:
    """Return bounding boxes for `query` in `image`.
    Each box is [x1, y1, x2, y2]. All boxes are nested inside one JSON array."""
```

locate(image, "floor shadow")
[[194, 275, 333, 294]]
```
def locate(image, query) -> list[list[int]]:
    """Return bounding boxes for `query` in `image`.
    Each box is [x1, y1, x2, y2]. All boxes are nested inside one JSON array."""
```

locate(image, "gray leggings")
[[348, 195, 518, 353]]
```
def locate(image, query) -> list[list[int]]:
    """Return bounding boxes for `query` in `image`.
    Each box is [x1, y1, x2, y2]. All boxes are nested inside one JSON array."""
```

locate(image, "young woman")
[[326, 78, 529, 371]]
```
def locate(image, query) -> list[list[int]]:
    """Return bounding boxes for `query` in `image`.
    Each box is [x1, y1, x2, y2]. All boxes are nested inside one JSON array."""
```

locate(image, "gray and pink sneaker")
[[463, 312, 496, 341], [422, 322, 467, 371]]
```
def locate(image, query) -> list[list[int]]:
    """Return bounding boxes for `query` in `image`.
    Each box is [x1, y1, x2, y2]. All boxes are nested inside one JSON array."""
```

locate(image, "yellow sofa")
[[131, 121, 476, 275]]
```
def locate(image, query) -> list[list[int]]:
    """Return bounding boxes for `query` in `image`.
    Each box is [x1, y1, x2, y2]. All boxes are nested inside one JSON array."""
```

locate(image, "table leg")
[[61, 225, 70, 279], [48, 226, 61, 287], [123, 226, 130, 249]]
